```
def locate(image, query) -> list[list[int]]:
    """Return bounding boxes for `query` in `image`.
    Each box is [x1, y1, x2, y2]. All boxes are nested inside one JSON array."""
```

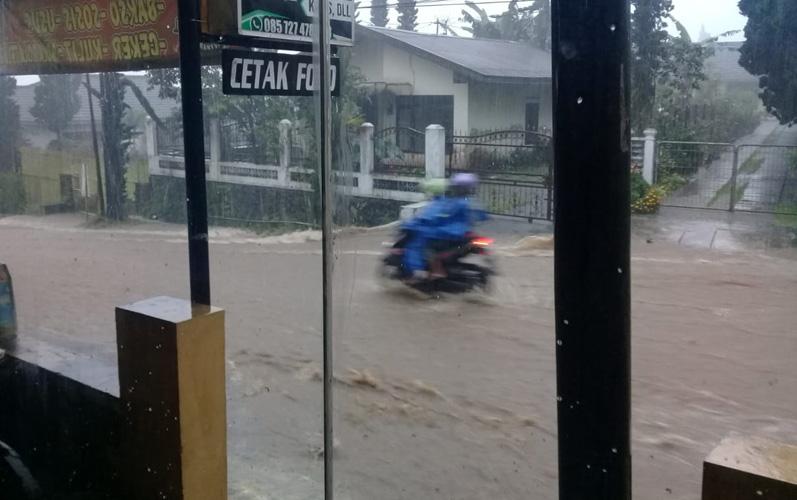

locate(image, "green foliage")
[[656, 169, 687, 193], [655, 80, 763, 143], [397, 0, 418, 31], [630, 0, 675, 129], [30, 75, 82, 148], [461, 0, 550, 49], [739, 0, 797, 125], [0, 76, 21, 174], [630, 171, 650, 204], [371, 0, 388, 27], [0, 173, 26, 214]]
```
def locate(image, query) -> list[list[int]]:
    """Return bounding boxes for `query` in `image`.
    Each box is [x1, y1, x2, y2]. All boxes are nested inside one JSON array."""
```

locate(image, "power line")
[[357, 0, 534, 11]]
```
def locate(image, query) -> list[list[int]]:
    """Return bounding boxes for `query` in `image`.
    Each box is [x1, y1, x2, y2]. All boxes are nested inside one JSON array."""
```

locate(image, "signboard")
[[222, 49, 339, 96], [238, 0, 354, 46], [0, 0, 179, 75]]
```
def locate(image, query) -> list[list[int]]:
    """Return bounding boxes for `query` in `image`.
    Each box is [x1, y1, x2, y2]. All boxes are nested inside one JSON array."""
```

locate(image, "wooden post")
[[703, 436, 797, 500], [116, 296, 226, 500]]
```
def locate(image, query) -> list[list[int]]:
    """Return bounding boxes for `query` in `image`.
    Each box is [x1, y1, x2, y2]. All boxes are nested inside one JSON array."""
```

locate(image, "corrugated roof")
[[357, 25, 551, 81], [16, 74, 179, 125]]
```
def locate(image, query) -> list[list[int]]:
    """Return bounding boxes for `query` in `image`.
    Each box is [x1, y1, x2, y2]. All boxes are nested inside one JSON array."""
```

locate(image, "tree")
[[371, 0, 388, 27], [0, 76, 21, 173], [30, 74, 82, 149], [739, 0, 797, 125], [630, 0, 674, 130], [396, 0, 417, 31], [85, 73, 164, 220], [461, 0, 550, 49]]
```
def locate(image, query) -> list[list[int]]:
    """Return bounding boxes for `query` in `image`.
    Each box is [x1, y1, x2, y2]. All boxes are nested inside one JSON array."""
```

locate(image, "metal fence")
[[657, 141, 797, 214], [373, 127, 425, 176], [734, 145, 797, 214], [448, 130, 553, 221], [156, 117, 211, 159], [219, 121, 279, 165], [656, 141, 737, 210]]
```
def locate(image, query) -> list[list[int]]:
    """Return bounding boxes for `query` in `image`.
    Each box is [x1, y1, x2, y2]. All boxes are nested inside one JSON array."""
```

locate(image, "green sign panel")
[[238, 0, 354, 46]]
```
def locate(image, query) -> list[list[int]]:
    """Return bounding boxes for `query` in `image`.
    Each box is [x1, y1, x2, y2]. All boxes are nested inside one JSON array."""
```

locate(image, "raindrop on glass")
[[577, 97, 584, 104], [610, 24, 616, 32], [556, 339, 563, 346], [611, 447, 618, 453]]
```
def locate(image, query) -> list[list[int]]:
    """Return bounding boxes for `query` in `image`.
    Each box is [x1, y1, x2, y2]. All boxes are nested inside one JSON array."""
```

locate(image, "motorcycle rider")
[[401, 173, 487, 282]]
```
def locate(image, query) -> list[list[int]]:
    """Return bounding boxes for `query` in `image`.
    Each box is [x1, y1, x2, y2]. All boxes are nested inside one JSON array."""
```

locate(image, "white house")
[[352, 26, 552, 142]]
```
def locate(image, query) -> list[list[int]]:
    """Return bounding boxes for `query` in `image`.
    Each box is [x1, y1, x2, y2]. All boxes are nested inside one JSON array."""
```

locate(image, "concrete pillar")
[[643, 128, 657, 184], [279, 119, 292, 186], [425, 124, 446, 179], [209, 118, 221, 180], [359, 122, 374, 195], [145, 118, 159, 174], [116, 296, 227, 500]]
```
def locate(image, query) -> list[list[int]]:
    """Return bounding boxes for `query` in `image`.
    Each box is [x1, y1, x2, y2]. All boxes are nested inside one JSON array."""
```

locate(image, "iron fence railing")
[[373, 127, 425, 176], [657, 141, 797, 215]]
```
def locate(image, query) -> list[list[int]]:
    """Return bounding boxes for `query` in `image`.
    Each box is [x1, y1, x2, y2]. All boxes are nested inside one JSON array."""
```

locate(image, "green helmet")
[[421, 178, 447, 197]]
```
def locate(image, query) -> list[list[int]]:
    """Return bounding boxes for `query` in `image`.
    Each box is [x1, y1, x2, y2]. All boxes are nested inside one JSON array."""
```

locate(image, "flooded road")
[[1, 213, 796, 500]]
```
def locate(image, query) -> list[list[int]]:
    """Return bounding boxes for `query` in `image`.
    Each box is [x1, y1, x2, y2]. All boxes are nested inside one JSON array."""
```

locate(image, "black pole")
[[177, 0, 211, 305], [551, 0, 631, 499], [315, 1, 334, 498], [85, 74, 105, 216]]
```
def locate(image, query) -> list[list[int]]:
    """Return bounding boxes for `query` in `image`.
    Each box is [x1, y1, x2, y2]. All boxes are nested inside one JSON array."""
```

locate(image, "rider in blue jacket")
[[402, 174, 487, 281]]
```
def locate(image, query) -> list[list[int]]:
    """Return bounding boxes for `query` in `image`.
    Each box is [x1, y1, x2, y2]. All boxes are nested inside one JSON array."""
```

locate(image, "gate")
[[448, 130, 553, 221], [657, 141, 797, 215]]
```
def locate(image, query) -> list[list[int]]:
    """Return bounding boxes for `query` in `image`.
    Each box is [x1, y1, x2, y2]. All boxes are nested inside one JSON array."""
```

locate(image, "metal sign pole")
[[551, 0, 632, 499], [315, 0, 335, 497], [178, 0, 211, 306]]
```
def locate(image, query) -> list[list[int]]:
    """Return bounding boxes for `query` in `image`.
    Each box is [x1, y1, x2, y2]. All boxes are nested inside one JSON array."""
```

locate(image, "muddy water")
[[1, 214, 796, 500]]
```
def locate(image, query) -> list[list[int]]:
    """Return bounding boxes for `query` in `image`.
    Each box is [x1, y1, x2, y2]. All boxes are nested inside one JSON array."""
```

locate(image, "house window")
[[396, 95, 454, 153], [525, 101, 540, 132]]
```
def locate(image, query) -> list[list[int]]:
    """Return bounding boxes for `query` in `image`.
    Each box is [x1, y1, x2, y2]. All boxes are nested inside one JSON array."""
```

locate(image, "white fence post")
[[145, 117, 159, 174], [278, 119, 292, 186], [425, 124, 446, 179], [359, 122, 374, 195], [643, 128, 657, 184], [209, 118, 221, 180]]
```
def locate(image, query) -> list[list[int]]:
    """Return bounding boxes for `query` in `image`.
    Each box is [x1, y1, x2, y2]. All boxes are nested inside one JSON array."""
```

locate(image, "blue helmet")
[[450, 173, 479, 196]]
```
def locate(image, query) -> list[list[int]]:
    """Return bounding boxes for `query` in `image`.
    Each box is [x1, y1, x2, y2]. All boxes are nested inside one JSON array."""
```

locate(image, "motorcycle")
[[379, 231, 496, 295]]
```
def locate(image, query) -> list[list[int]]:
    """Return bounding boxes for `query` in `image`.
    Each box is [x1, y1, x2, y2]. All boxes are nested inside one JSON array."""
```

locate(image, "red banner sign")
[[0, 0, 179, 75]]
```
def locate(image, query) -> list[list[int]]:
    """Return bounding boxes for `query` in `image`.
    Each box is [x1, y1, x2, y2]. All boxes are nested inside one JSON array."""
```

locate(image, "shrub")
[[632, 185, 665, 214], [0, 173, 25, 214], [630, 171, 650, 205]]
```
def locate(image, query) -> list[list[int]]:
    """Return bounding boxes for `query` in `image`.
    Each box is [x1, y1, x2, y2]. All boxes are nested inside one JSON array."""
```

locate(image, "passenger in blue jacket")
[[402, 173, 487, 281]]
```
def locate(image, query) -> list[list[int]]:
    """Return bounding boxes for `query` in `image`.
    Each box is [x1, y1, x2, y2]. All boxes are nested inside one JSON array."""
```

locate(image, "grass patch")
[[774, 205, 797, 228], [738, 154, 765, 175], [709, 179, 749, 209]]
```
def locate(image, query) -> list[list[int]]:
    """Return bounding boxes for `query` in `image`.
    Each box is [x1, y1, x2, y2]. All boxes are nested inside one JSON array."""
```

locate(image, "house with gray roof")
[[352, 26, 552, 145], [15, 74, 179, 153]]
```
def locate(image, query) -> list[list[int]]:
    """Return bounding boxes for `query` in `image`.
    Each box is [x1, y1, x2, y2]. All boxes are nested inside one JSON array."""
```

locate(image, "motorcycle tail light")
[[471, 237, 494, 248]]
